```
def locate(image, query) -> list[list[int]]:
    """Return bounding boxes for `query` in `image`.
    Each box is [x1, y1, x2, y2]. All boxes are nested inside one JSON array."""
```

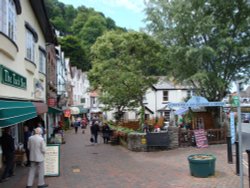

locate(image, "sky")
[[59, 0, 146, 31]]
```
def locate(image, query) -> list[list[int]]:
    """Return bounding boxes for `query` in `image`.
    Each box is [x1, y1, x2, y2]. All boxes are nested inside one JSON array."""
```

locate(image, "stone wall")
[[127, 127, 179, 152], [127, 133, 147, 152], [168, 126, 179, 149]]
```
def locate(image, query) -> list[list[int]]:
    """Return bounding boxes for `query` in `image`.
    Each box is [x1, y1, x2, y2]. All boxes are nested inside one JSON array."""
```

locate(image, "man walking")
[[0, 127, 15, 183], [26, 127, 48, 188]]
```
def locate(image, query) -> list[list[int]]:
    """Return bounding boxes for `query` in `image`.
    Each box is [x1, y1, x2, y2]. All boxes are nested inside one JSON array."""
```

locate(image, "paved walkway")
[[1, 127, 249, 188]]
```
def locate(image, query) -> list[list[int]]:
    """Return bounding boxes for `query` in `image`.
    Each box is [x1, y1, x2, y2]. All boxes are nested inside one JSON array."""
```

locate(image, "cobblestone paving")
[[1, 127, 248, 188]]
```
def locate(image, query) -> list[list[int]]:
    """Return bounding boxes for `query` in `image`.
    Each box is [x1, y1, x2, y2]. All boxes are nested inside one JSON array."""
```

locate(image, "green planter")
[[188, 154, 216, 178]]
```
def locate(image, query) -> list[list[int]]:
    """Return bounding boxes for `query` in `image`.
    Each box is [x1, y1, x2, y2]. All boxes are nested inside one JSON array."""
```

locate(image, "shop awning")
[[78, 106, 88, 113], [48, 107, 63, 114], [70, 107, 80, 115], [0, 100, 37, 128], [32, 102, 48, 114], [70, 106, 88, 115]]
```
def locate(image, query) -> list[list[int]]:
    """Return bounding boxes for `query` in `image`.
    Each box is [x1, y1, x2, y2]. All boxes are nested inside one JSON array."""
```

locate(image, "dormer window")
[[0, 0, 17, 41]]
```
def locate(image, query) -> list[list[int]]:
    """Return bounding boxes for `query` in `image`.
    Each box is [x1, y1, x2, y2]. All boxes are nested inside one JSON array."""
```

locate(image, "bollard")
[[227, 136, 233, 163], [246, 149, 250, 188], [235, 141, 239, 175]]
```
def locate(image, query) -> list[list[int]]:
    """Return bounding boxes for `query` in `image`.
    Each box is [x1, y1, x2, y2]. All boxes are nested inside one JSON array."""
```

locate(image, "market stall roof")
[[168, 96, 225, 108], [0, 100, 37, 127]]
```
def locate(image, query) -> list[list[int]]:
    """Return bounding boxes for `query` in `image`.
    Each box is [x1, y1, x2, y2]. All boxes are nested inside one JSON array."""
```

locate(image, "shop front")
[[0, 99, 38, 168]]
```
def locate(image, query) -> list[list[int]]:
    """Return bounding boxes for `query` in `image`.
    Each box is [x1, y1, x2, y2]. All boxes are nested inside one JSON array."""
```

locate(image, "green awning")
[[48, 107, 62, 114], [78, 106, 88, 114], [70, 106, 88, 114], [0, 100, 37, 128]]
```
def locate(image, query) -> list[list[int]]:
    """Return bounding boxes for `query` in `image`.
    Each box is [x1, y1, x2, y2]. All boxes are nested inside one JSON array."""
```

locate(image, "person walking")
[[26, 127, 48, 188], [102, 123, 111, 144], [90, 121, 100, 144], [0, 127, 15, 183], [24, 125, 32, 167], [74, 120, 80, 134]]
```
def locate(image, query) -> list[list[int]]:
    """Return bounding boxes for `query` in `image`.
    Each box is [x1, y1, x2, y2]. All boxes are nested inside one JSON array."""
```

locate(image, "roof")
[[29, 0, 57, 44], [152, 77, 193, 90]]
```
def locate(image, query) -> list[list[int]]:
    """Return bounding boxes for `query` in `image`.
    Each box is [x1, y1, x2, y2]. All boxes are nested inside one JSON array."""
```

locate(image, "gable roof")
[[152, 77, 193, 90]]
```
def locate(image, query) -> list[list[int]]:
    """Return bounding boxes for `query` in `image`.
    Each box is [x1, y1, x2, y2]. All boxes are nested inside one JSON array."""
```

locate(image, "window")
[[0, 0, 16, 41], [163, 90, 169, 102], [91, 97, 96, 105], [81, 98, 86, 103], [26, 29, 35, 62], [39, 47, 46, 74], [187, 90, 192, 98], [163, 111, 170, 122]]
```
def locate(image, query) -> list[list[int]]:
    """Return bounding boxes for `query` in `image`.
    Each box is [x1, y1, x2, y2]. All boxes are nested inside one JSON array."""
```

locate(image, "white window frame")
[[39, 49, 46, 74], [0, 0, 16, 41], [26, 29, 35, 62], [163, 90, 169, 102]]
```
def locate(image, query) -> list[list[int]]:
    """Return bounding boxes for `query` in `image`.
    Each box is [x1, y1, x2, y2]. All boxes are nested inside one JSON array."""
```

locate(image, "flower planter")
[[188, 154, 216, 178]]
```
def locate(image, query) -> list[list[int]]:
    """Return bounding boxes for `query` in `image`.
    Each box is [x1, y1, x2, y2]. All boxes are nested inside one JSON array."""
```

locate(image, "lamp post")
[[235, 81, 243, 188]]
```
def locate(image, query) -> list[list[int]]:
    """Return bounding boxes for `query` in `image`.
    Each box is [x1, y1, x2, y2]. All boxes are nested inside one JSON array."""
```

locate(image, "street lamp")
[[235, 80, 244, 188]]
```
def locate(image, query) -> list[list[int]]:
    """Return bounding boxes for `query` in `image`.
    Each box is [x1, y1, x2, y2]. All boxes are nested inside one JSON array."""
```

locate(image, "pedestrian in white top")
[[26, 127, 48, 188]]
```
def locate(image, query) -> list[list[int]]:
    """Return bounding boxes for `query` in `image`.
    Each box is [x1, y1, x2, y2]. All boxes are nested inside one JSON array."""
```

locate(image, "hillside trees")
[[88, 31, 166, 123], [44, 0, 125, 71], [145, 0, 250, 101]]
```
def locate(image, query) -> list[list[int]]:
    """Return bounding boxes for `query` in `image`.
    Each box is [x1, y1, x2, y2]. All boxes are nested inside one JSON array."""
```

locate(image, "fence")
[[179, 127, 227, 147]]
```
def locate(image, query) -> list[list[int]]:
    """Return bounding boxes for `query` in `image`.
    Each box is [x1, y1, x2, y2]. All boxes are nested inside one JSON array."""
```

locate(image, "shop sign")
[[34, 78, 45, 99], [0, 65, 27, 89], [64, 109, 71, 117], [231, 96, 240, 107]]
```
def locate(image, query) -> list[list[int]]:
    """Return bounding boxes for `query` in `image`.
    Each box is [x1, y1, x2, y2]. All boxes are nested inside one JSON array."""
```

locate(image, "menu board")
[[193, 129, 208, 148], [44, 144, 60, 176]]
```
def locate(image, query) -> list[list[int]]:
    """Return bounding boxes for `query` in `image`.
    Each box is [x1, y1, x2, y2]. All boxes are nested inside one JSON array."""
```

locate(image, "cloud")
[[99, 0, 145, 13]]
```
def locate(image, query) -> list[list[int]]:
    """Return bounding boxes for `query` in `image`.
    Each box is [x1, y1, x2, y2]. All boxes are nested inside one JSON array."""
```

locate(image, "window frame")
[[0, 0, 17, 41], [163, 90, 169, 102], [25, 28, 35, 63], [39, 46, 46, 74]]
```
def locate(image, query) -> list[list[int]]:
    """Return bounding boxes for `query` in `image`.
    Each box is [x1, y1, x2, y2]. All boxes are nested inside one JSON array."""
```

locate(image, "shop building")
[[0, 0, 57, 168]]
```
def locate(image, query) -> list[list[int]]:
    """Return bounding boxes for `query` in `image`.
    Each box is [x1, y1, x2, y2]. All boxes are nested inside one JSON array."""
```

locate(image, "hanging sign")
[[230, 112, 236, 144]]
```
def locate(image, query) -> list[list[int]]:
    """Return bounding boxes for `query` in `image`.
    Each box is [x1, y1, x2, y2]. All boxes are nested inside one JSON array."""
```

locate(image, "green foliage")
[[59, 35, 89, 70], [88, 31, 165, 122], [145, 0, 250, 101], [44, 0, 125, 71]]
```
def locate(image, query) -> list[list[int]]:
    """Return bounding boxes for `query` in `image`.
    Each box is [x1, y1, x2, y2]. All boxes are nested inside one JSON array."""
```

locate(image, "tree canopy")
[[88, 31, 165, 121], [145, 0, 250, 101], [44, 0, 126, 71]]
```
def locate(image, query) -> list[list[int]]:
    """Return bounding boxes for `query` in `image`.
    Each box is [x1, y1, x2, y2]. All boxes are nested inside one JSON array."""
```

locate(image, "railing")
[[179, 127, 227, 147]]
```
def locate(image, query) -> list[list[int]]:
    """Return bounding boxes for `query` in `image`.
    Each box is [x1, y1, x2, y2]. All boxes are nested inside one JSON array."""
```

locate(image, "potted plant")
[[188, 154, 216, 178]]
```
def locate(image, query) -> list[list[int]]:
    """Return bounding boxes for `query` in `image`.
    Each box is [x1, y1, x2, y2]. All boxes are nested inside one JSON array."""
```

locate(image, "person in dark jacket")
[[0, 127, 15, 183], [90, 121, 100, 144], [102, 123, 111, 144], [24, 125, 32, 167]]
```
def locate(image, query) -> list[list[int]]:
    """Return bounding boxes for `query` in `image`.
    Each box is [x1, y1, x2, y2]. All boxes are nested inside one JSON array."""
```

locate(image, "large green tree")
[[88, 31, 165, 123], [145, 0, 250, 101], [59, 35, 89, 70]]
